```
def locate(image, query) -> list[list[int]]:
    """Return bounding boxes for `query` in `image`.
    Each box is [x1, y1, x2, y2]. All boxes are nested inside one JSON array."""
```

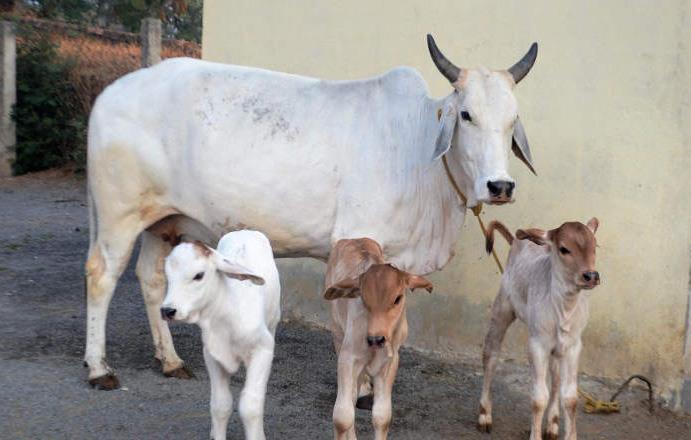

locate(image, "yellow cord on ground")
[[578, 388, 620, 414]]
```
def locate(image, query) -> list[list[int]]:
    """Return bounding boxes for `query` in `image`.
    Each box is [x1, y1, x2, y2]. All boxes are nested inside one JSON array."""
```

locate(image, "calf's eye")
[[460, 111, 472, 122], [559, 246, 570, 255], [394, 295, 403, 305], [193, 272, 204, 281]]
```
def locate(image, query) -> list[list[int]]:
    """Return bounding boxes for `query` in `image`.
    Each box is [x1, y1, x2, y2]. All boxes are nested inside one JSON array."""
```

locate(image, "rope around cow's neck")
[[441, 155, 504, 274]]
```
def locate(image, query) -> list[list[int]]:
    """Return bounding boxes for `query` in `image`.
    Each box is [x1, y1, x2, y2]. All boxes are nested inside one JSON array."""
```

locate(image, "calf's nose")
[[582, 271, 600, 284], [160, 307, 177, 320], [366, 336, 386, 347], [487, 180, 515, 198]]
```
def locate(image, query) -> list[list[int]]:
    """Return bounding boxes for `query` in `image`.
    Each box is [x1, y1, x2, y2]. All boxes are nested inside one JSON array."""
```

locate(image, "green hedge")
[[12, 30, 86, 175]]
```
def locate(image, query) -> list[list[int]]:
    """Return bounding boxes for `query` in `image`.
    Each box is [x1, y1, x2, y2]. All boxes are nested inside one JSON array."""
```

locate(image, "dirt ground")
[[0, 170, 689, 439]]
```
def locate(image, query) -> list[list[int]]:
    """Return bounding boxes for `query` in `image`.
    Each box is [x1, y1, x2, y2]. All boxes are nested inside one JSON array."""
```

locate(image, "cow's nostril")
[[366, 336, 386, 347], [160, 307, 176, 320], [583, 272, 591, 282], [505, 181, 515, 197], [487, 181, 501, 196]]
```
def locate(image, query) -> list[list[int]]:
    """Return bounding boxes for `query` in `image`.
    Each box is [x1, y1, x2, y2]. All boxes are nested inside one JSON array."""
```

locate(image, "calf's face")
[[324, 264, 433, 350], [517, 218, 600, 289], [161, 242, 264, 324]]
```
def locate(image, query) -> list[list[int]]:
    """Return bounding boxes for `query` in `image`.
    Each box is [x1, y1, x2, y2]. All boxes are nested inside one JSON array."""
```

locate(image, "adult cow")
[[84, 35, 538, 389]]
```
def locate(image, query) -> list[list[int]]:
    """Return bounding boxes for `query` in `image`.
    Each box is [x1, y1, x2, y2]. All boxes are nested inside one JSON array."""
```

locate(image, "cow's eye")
[[193, 272, 204, 281], [394, 295, 403, 305], [460, 111, 472, 122], [559, 246, 570, 255]]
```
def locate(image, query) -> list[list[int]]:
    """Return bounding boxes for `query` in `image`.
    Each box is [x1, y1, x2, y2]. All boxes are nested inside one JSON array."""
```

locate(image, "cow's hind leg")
[[478, 289, 516, 433], [84, 222, 140, 389], [135, 231, 191, 378]]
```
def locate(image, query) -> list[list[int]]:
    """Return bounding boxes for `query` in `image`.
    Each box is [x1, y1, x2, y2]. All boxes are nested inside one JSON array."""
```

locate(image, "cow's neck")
[[385, 94, 466, 274]]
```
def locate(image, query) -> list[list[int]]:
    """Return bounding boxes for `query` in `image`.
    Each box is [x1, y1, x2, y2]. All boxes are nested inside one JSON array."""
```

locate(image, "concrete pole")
[[0, 21, 16, 177], [141, 18, 161, 67]]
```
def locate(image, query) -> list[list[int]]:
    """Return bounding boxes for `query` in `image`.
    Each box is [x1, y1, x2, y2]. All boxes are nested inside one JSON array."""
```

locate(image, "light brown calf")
[[324, 238, 432, 440], [478, 218, 600, 440]]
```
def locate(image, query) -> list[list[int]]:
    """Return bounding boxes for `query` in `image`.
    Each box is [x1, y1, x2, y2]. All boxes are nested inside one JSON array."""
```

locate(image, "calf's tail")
[[485, 221, 514, 254]]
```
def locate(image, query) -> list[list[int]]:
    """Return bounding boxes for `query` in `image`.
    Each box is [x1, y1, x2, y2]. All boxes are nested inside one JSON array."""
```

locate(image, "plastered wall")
[[202, 0, 691, 407]]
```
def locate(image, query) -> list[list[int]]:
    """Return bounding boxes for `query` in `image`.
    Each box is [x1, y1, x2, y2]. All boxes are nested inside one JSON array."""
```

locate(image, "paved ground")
[[0, 170, 689, 439]]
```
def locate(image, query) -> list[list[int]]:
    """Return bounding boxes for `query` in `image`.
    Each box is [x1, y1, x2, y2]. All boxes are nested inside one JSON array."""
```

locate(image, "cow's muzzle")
[[487, 180, 515, 204]]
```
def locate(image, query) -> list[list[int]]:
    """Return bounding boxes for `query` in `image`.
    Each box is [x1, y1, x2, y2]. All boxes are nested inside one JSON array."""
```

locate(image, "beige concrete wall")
[[203, 1, 691, 406]]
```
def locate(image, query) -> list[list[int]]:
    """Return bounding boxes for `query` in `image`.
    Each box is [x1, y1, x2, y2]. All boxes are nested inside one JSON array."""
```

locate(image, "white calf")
[[161, 230, 280, 440], [478, 218, 600, 440]]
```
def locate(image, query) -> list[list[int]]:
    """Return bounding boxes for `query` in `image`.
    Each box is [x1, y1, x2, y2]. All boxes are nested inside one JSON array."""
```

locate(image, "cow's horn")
[[507, 42, 538, 84], [427, 34, 461, 83]]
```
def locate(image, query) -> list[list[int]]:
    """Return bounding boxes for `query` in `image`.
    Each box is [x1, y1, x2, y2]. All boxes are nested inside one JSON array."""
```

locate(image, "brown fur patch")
[[163, 365, 195, 379], [192, 240, 212, 257]]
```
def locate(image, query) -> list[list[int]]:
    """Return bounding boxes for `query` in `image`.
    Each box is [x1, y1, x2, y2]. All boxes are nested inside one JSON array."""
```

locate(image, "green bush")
[[12, 30, 86, 175]]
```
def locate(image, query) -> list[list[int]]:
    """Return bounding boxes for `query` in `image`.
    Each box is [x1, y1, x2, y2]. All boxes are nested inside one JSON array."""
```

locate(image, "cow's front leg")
[[371, 352, 398, 440], [204, 349, 233, 440], [239, 340, 275, 440], [529, 339, 550, 440], [561, 341, 582, 440]]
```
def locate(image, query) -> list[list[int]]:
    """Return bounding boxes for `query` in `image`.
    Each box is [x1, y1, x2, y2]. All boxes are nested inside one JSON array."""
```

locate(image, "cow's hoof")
[[477, 422, 492, 433], [164, 365, 195, 379], [355, 393, 374, 411], [88, 373, 120, 390]]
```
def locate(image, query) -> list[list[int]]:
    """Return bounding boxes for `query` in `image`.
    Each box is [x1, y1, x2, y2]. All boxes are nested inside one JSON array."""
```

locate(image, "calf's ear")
[[586, 217, 599, 234], [432, 101, 458, 160], [407, 275, 433, 293], [515, 228, 549, 246], [210, 250, 265, 285], [323, 278, 360, 300]]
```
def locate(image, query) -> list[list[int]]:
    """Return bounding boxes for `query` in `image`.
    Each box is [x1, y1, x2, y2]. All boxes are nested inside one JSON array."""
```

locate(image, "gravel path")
[[0, 170, 689, 439]]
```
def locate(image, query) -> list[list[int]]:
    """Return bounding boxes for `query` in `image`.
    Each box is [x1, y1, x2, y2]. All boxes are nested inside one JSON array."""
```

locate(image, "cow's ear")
[[407, 275, 433, 293], [432, 101, 458, 160], [512, 116, 536, 175], [586, 217, 599, 235], [210, 249, 265, 285], [515, 228, 549, 246], [323, 277, 360, 300]]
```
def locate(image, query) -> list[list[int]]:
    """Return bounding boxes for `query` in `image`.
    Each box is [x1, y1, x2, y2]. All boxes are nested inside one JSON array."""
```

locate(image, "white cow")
[[161, 230, 280, 440], [84, 35, 538, 387]]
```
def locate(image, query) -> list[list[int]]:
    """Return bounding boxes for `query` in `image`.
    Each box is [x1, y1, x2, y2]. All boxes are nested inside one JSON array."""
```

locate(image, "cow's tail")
[[485, 220, 513, 254]]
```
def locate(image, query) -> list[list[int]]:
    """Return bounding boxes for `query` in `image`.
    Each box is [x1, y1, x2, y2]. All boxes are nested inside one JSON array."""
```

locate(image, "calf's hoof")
[[88, 373, 120, 391], [477, 421, 492, 433], [355, 393, 374, 411], [164, 365, 195, 379], [544, 432, 558, 440]]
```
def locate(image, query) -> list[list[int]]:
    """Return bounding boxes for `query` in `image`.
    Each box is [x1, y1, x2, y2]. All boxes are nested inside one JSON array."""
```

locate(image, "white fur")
[[84, 57, 527, 381], [162, 230, 280, 440], [478, 232, 597, 440]]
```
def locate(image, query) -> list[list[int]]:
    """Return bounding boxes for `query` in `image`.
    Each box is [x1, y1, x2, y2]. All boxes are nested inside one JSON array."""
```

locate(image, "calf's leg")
[[544, 356, 561, 440], [205, 349, 233, 440], [478, 291, 515, 432], [529, 339, 550, 440], [372, 352, 399, 440], [333, 353, 364, 440], [239, 339, 275, 440], [561, 341, 582, 440], [135, 231, 190, 378]]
